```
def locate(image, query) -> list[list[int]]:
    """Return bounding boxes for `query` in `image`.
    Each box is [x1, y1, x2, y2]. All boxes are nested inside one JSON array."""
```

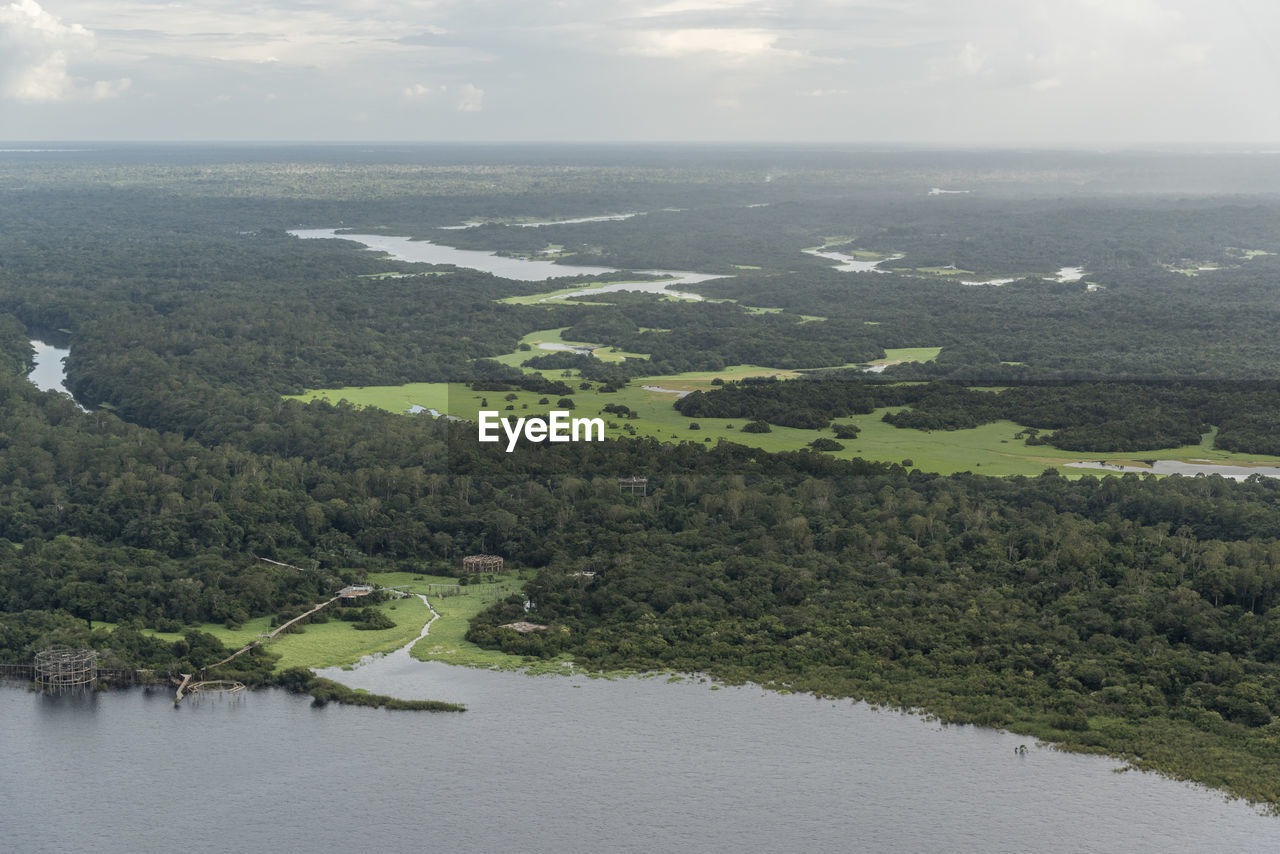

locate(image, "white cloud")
[[638, 0, 771, 16], [404, 82, 445, 99], [958, 42, 986, 76], [0, 0, 137, 102], [5, 0, 1279, 144], [625, 27, 781, 58], [91, 77, 131, 100], [0, 0, 92, 101], [456, 82, 483, 112]]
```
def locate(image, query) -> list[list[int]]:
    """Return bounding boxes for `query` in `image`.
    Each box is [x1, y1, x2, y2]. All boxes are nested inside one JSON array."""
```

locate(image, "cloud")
[[0, 0, 129, 102], [91, 77, 131, 100], [456, 82, 483, 112], [404, 82, 444, 99], [638, 0, 772, 17], [6, 0, 1278, 144], [624, 27, 782, 59], [0, 0, 92, 101], [927, 0, 1211, 94]]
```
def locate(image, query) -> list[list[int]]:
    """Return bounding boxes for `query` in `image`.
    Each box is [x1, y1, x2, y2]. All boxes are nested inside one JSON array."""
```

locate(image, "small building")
[[618, 476, 648, 496], [337, 584, 374, 600], [462, 554, 504, 574]]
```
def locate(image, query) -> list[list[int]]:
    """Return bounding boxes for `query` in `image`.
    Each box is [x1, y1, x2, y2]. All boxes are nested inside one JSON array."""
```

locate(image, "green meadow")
[[366, 572, 572, 673], [126, 596, 436, 670], [269, 596, 434, 670], [281, 324, 1280, 478], [490, 328, 649, 366], [285, 382, 450, 415], [497, 280, 683, 306]]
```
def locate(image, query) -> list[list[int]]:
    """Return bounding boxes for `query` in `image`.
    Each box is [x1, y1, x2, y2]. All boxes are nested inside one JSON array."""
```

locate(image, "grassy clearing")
[[270, 596, 433, 670], [133, 617, 273, 649], [801, 346, 940, 372], [285, 382, 449, 414], [831, 414, 1280, 476], [283, 339, 1280, 480], [126, 598, 435, 671], [734, 306, 827, 323], [593, 345, 650, 362], [486, 328, 650, 373], [284, 378, 1280, 478], [366, 572, 573, 673], [882, 347, 941, 363], [496, 280, 680, 305], [632, 365, 801, 391]]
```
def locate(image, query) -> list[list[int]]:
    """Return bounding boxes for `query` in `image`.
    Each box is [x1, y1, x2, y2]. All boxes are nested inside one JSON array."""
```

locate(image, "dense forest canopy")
[[3, 145, 1280, 803]]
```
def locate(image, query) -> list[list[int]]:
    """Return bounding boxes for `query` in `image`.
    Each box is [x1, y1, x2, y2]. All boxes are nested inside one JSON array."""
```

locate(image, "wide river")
[[5, 652, 1277, 853], [289, 228, 719, 299]]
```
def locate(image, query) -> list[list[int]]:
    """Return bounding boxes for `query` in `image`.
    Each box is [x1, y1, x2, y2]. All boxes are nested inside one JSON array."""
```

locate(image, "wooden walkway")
[[205, 596, 340, 670], [175, 596, 340, 704]]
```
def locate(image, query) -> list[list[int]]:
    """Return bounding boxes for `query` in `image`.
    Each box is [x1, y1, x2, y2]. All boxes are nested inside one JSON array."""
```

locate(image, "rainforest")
[[4, 145, 1280, 807]]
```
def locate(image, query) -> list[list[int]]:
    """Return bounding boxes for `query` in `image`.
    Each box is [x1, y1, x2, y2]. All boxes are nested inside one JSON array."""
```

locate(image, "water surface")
[[27, 339, 72, 395], [1068, 460, 1280, 480], [290, 228, 616, 282], [803, 247, 899, 272], [290, 229, 720, 300], [6, 641, 1278, 853]]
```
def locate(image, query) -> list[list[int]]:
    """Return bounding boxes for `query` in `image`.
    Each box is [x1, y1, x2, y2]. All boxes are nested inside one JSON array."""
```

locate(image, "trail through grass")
[[367, 572, 574, 673]]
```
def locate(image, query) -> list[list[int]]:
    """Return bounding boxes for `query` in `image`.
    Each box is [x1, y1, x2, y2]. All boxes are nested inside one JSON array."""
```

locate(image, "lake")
[[5, 657, 1276, 853]]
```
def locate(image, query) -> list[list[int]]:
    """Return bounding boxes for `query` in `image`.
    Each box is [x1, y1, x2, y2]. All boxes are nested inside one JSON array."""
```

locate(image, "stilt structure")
[[462, 554, 504, 574], [618, 476, 648, 496], [34, 648, 98, 695]]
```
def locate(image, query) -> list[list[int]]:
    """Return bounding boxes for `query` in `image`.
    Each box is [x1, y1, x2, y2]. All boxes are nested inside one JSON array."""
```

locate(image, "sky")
[[1, 0, 1279, 144]]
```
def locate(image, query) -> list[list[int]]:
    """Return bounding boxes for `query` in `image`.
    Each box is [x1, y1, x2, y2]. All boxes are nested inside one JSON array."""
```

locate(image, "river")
[[28, 339, 86, 411], [289, 229, 719, 299], [4, 660, 1276, 854], [802, 247, 900, 273], [27, 340, 72, 396], [290, 228, 617, 281], [440, 213, 642, 229]]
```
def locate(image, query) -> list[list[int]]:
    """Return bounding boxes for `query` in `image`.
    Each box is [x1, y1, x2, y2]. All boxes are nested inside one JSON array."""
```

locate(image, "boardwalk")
[[174, 595, 340, 704]]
